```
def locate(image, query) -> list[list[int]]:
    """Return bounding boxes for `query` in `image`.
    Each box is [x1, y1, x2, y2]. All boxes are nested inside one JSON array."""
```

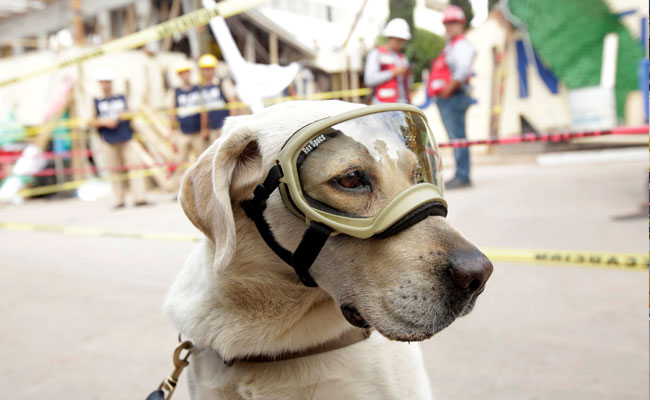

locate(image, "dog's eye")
[[338, 171, 361, 188], [333, 170, 370, 191]]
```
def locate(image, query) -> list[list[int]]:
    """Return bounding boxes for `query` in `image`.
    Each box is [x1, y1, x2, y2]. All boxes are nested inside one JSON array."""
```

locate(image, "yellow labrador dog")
[[163, 100, 492, 399]]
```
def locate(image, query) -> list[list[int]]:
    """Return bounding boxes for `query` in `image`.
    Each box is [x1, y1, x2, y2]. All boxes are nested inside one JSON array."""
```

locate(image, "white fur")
[[164, 101, 435, 399]]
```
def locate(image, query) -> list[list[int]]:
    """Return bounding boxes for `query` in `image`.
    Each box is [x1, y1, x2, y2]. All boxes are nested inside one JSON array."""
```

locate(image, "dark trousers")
[[437, 91, 472, 182]]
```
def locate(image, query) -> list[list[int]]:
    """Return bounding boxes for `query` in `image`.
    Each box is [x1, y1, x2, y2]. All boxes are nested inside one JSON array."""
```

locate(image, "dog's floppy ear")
[[179, 117, 265, 270]]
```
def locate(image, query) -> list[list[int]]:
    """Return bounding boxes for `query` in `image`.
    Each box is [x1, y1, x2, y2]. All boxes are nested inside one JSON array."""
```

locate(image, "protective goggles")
[[241, 103, 447, 287]]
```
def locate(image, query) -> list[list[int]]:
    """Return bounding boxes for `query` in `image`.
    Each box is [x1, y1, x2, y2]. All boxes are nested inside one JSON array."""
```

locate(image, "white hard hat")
[[95, 66, 115, 81], [383, 18, 411, 41]]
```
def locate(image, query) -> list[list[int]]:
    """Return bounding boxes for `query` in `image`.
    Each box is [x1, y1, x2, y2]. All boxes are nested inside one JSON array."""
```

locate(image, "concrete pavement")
[[0, 148, 646, 399]]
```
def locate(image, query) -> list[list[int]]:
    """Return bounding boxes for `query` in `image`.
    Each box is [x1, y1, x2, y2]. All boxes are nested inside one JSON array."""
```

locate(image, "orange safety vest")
[[375, 45, 410, 103], [427, 35, 467, 97]]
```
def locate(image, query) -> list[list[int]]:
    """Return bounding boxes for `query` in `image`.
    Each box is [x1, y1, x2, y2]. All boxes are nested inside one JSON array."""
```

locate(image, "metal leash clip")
[[147, 340, 194, 400]]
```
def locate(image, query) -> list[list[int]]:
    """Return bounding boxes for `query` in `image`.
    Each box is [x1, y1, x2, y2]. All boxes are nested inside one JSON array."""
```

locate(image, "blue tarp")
[[516, 40, 559, 98]]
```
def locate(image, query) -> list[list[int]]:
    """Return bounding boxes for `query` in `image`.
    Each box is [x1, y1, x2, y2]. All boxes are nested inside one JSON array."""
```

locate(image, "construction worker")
[[364, 18, 412, 104], [198, 54, 235, 142], [89, 66, 148, 208], [427, 5, 475, 189], [171, 60, 207, 183]]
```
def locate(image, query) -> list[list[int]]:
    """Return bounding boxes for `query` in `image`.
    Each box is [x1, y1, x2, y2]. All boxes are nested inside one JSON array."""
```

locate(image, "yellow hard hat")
[[198, 54, 218, 69], [176, 60, 192, 74]]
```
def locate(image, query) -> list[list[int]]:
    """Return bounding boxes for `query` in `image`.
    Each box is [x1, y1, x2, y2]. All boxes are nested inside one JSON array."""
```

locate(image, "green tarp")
[[508, 0, 645, 118]]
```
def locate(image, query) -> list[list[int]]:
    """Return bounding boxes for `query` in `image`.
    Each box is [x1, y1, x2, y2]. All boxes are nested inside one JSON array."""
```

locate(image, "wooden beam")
[[70, 0, 85, 45], [245, 31, 256, 63], [340, 70, 349, 102], [0, 38, 41, 47], [181, 0, 201, 58], [130, 139, 172, 191], [269, 31, 278, 64], [124, 3, 136, 35], [160, 0, 169, 22], [350, 70, 360, 103], [227, 17, 269, 63], [162, 0, 182, 51]]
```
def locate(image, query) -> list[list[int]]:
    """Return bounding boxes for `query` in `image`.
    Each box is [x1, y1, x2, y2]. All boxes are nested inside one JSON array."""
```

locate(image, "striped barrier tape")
[[1, 161, 179, 179], [3, 124, 647, 167], [0, 149, 94, 165], [0, 0, 271, 88], [437, 126, 649, 148], [0, 220, 645, 271], [2, 125, 647, 196], [8, 80, 645, 143]]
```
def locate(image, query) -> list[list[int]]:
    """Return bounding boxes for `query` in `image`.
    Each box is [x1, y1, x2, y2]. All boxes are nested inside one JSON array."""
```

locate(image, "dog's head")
[[179, 100, 492, 342]]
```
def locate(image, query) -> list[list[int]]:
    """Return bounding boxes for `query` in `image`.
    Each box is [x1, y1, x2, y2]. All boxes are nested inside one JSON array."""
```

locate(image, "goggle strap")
[[241, 165, 330, 288], [241, 165, 292, 265], [291, 222, 333, 287], [241, 199, 293, 266]]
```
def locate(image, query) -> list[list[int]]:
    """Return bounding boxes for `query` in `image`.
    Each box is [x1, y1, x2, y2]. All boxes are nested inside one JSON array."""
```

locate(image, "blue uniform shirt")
[[175, 86, 203, 134], [201, 83, 229, 129], [94, 95, 133, 144]]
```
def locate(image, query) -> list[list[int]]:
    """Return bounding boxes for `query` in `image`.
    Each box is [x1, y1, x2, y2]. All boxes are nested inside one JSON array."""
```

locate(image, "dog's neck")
[[222, 326, 371, 365], [164, 232, 353, 361]]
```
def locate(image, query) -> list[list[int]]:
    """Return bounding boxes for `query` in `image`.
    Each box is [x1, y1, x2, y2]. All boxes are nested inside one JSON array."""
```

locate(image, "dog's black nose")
[[448, 250, 493, 294]]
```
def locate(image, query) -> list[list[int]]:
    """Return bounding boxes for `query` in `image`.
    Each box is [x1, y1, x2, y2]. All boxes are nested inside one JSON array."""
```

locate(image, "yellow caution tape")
[[18, 179, 89, 198], [0, 217, 645, 272], [0, 0, 271, 88], [17, 162, 192, 198], [15, 87, 374, 140], [484, 248, 648, 271], [266, 88, 372, 104]]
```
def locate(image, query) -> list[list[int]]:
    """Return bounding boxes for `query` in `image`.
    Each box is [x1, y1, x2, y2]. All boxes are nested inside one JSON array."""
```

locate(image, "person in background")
[[427, 5, 475, 189], [88, 66, 148, 208], [364, 18, 412, 104], [171, 60, 207, 172], [198, 54, 237, 142]]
